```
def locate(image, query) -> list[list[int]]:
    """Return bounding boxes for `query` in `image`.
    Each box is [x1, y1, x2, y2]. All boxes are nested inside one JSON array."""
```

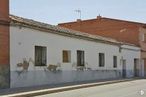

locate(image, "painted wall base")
[[11, 70, 124, 88], [0, 65, 10, 89]]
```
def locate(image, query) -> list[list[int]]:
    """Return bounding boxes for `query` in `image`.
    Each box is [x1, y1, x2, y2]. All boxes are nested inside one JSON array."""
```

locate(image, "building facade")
[[0, 0, 144, 89], [58, 16, 146, 76], [9, 15, 142, 88]]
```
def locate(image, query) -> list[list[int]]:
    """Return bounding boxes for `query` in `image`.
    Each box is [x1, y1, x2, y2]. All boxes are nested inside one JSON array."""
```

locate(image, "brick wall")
[[0, 25, 9, 65], [59, 17, 145, 46], [0, 0, 10, 89]]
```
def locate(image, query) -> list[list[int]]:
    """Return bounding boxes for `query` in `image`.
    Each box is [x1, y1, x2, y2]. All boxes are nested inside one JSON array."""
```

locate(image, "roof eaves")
[[10, 15, 122, 45]]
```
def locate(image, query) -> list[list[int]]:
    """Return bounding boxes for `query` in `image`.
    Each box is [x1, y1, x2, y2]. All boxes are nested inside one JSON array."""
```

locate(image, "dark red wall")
[[0, 0, 9, 65], [59, 17, 145, 46], [0, 0, 10, 89]]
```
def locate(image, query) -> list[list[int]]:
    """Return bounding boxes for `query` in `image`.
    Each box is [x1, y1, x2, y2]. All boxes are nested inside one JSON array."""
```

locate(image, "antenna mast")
[[75, 9, 81, 19]]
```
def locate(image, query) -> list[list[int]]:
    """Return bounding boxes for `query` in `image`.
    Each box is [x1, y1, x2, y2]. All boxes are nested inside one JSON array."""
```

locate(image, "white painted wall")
[[10, 25, 141, 88], [121, 45, 141, 77]]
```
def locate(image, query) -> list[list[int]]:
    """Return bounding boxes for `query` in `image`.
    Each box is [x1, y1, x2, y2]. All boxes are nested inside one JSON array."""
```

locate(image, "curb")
[[2, 78, 140, 97]]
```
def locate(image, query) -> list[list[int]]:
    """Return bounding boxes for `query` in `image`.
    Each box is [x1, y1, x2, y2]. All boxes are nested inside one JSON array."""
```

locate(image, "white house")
[[9, 15, 143, 88]]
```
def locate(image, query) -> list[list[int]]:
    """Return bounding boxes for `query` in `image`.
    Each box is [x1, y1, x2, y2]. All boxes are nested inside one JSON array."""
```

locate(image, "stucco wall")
[[10, 25, 141, 88], [121, 45, 142, 77]]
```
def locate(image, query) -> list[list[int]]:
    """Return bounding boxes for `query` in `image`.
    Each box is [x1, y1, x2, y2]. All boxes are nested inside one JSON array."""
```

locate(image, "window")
[[62, 50, 71, 63], [35, 46, 47, 66], [113, 56, 117, 68], [142, 33, 145, 41], [77, 50, 85, 66], [141, 33, 146, 42], [99, 53, 105, 67], [144, 34, 146, 42]]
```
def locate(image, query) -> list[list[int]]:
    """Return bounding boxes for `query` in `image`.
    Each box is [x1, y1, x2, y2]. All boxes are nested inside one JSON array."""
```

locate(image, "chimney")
[[142, 25, 146, 29], [0, 0, 10, 89], [77, 19, 82, 22], [0, 0, 9, 22], [97, 15, 102, 20]]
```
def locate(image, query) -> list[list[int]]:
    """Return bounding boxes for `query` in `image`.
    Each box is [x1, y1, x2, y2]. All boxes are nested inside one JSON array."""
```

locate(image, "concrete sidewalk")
[[0, 78, 142, 97]]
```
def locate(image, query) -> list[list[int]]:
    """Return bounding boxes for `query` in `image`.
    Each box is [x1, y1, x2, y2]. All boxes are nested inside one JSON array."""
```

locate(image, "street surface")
[[35, 79, 146, 97]]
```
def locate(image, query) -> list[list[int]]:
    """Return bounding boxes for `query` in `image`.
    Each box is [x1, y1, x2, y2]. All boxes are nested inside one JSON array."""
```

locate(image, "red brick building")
[[59, 16, 146, 76], [0, 0, 10, 88]]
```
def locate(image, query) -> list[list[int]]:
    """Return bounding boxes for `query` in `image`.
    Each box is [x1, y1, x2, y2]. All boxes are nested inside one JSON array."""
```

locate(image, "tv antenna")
[[75, 9, 81, 19]]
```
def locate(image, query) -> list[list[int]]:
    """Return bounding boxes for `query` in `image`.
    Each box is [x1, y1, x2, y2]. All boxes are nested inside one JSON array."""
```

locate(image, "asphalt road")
[[35, 79, 146, 97]]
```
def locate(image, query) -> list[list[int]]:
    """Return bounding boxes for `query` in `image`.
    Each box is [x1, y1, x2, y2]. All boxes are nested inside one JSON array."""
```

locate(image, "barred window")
[[99, 53, 105, 67], [35, 46, 47, 66], [113, 56, 117, 68], [77, 50, 85, 66]]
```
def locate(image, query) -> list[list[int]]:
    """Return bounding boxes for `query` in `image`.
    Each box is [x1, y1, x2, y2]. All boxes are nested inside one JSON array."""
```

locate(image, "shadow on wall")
[[0, 65, 10, 89]]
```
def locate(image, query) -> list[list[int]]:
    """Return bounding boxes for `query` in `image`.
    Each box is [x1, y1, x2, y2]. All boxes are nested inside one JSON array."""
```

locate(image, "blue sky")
[[10, 0, 146, 25]]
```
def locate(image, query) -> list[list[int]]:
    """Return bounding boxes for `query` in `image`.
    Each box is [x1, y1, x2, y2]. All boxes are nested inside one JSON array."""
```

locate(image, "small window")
[[62, 50, 71, 63], [142, 33, 145, 41], [144, 34, 146, 42], [113, 56, 117, 68], [99, 53, 105, 67], [141, 33, 146, 42], [35, 46, 47, 66]]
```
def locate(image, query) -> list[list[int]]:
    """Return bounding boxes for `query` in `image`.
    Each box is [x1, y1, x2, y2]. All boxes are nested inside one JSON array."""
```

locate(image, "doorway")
[[134, 59, 139, 77], [122, 60, 126, 78]]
